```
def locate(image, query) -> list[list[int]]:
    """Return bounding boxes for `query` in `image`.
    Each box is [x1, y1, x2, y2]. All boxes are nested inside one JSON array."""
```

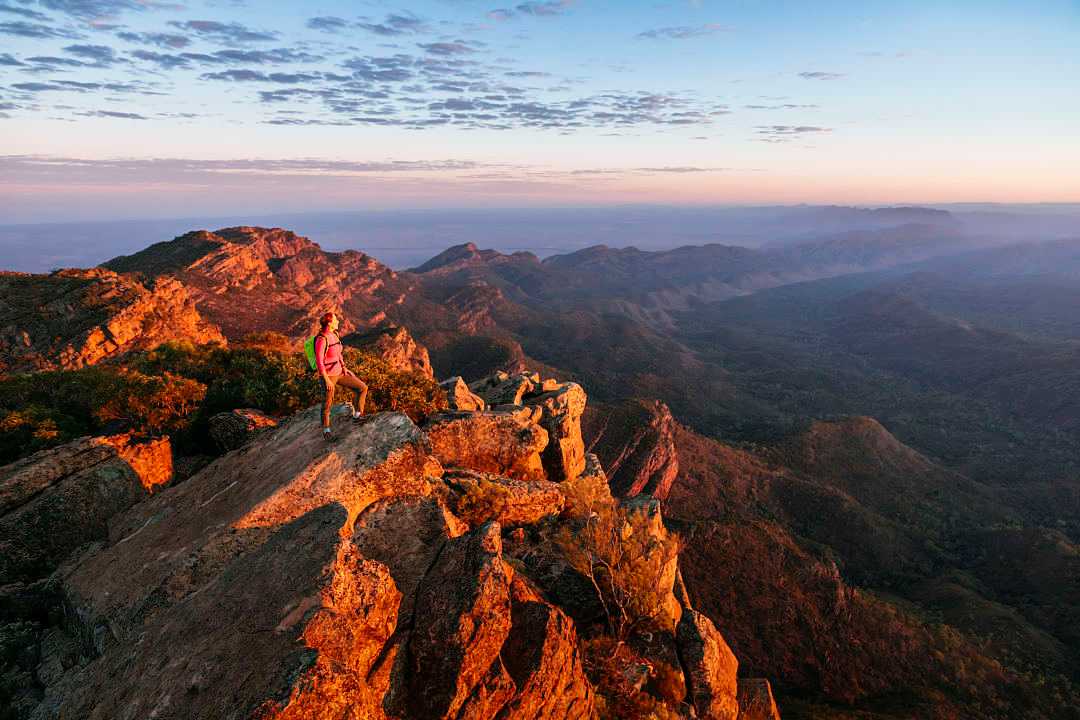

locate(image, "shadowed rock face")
[[0, 268, 223, 374], [0, 434, 172, 585]]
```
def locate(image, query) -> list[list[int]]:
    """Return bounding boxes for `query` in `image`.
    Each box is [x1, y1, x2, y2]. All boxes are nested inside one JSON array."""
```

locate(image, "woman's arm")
[[314, 335, 330, 383]]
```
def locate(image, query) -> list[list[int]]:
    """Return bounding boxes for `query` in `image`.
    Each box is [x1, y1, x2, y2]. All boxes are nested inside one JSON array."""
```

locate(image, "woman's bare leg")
[[335, 374, 368, 415], [322, 376, 336, 428]]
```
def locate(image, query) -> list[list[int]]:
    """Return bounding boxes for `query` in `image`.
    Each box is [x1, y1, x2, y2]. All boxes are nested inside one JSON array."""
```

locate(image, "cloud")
[[637, 23, 728, 40], [75, 109, 148, 119], [200, 69, 324, 83], [0, 2, 48, 20], [755, 124, 831, 142], [167, 19, 278, 44], [487, 1, 573, 21], [130, 46, 323, 70], [358, 11, 427, 36], [516, 1, 573, 16], [131, 48, 191, 69], [0, 20, 83, 38], [306, 15, 348, 33], [417, 42, 477, 56], [0, 155, 487, 177], [116, 30, 190, 48], [64, 43, 125, 66], [798, 71, 844, 80], [39, 0, 182, 23], [744, 103, 819, 110], [26, 54, 86, 67], [0, 52, 24, 65]]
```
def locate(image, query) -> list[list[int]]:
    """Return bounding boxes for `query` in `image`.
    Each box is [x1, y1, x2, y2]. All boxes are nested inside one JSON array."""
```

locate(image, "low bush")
[[0, 338, 446, 465], [556, 498, 681, 640]]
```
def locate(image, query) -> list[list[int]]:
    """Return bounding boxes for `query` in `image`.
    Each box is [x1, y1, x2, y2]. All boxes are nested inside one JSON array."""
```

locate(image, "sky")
[[0, 0, 1078, 223]]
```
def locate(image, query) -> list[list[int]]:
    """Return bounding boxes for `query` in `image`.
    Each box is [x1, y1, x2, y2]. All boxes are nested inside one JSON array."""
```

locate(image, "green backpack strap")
[[304, 335, 318, 371]]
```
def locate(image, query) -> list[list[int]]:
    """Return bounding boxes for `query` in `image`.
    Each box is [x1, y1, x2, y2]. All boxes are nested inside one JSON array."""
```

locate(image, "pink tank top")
[[314, 332, 343, 376]]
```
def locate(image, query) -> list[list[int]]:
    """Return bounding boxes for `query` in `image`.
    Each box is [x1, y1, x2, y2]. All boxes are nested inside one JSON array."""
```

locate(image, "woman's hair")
[[319, 312, 336, 330]]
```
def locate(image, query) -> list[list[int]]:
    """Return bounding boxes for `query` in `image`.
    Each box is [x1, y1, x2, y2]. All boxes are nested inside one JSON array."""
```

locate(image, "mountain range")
[[2, 216, 1080, 719]]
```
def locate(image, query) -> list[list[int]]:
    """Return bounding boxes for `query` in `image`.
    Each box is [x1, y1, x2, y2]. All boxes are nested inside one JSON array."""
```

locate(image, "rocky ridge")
[[0, 268, 223, 374], [103, 227, 415, 340], [1, 367, 779, 720]]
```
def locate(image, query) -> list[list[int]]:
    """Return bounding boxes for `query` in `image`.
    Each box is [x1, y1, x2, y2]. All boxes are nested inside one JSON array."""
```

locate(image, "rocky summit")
[[1, 367, 777, 720]]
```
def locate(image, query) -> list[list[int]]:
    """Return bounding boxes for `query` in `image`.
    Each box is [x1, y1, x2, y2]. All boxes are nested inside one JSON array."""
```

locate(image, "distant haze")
[[1, 204, 1077, 274]]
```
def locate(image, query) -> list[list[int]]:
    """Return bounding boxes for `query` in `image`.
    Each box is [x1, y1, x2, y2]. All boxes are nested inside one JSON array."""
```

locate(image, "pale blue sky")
[[0, 0, 1077, 221]]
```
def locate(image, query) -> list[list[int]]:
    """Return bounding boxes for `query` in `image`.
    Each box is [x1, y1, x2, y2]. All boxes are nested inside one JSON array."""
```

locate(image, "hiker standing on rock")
[[313, 312, 368, 439]]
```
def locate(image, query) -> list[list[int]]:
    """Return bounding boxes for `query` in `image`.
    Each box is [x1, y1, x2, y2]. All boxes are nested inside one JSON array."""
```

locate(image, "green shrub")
[[0, 338, 446, 465], [0, 368, 206, 464], [556, 499, 681, 639]]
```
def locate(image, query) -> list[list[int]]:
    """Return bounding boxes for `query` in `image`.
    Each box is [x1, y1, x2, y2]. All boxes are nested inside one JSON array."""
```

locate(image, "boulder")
[[469, 372, 537, 406], [676, 609, 740, 720], [424, 411, 548, 483], [443, 469, 564, 528], [525, 383, 587, 482], [737, 678, 782, 720], [0, 434, 172, 584], [207, 408, 279, 453], [388, 522, 516, 720], [440, 376, 486, 412]]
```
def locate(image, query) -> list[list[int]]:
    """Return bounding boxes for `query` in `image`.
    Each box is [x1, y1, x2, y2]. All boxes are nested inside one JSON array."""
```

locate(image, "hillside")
[[0, 268, 223, 374]]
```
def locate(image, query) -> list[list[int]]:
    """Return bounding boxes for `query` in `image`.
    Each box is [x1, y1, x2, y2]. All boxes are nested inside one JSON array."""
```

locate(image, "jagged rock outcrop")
[[207, 407, 278, 453], [344, 325, 434, 379], [0, 268, 223, 374], [0, 434, 171, 585], [103, 227, 414, 340], [470, 371, 539, 406], [677, 608, 739, 720], [4, 365, 770, 720], [737, 679, 782, 720], [425, 410, 549, 483], [583, 399, 679, 501], [525, 383, 587, 483], [25, 406, 604, 720], [388, 522, 517, 719], [441, 375, 487, 411]]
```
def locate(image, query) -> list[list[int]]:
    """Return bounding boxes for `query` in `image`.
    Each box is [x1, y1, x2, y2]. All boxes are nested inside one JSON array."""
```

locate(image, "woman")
[[314, 312, 368, 439]]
